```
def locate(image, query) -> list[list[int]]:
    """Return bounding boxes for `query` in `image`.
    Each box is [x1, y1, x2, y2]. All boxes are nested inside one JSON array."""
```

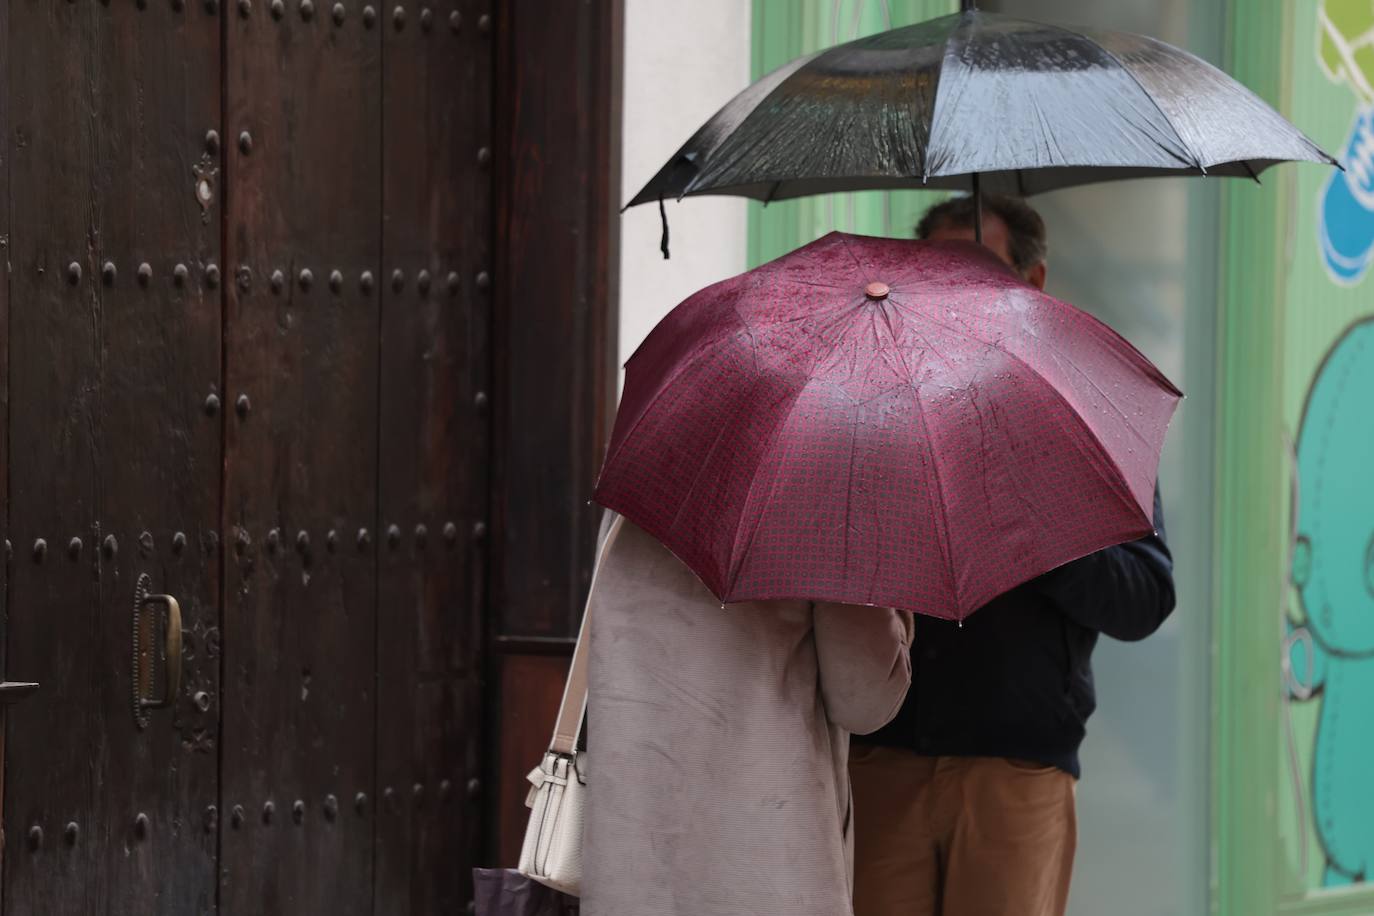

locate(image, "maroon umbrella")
[[594, 232, 1181, 620]]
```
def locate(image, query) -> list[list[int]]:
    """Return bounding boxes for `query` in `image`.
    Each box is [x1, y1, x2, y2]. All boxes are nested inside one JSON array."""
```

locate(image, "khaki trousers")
[[850, 745, 1077, 916]]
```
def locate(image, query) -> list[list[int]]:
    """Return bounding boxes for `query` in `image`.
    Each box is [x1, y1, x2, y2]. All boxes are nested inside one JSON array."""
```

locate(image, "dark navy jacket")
[[859, 487, 1175, 778]]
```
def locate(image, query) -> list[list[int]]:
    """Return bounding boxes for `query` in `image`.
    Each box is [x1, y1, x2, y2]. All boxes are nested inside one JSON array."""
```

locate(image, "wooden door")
[[216, 0, 494, 912], [487, 0, 621, 867], [0, 2, 495, 913], [218, 3, 383, 912], [2, 3, 223, 913], [0, 2, 617, 912], [374, 5, 492, 912]]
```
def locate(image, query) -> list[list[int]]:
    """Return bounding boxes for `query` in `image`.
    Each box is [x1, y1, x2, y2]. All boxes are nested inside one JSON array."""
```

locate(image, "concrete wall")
[[618, 0, 751, 375]]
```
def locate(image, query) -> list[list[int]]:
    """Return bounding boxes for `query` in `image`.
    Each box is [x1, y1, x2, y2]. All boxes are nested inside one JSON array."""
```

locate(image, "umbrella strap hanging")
[[659, 194, 671, 260]]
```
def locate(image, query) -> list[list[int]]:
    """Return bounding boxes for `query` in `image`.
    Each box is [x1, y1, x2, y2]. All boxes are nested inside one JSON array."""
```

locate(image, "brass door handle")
[[132, 573, 182, 727], [146, 593, 183, 705]]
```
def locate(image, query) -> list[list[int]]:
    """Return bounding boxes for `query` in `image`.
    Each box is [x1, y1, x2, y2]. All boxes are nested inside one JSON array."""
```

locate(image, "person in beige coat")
[[582, 515, 914, 916]]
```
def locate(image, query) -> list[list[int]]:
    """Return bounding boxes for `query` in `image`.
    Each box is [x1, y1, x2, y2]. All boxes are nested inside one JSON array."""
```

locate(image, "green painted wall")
[[1211, 3, 1289, 913], [747, 0, 956, 267], [1217, 1, 1374, 914], [1275, 1, 1374, 913]]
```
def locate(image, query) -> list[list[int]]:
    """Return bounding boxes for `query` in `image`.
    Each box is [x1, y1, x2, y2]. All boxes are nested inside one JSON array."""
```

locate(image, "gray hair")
[[915, 194, 1048, 273]]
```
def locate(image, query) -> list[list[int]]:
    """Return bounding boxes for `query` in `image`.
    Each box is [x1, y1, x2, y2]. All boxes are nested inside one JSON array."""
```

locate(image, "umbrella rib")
[[773, 277, 853, 293], [719, 380, 826, 596], [994, 349, 1146, 522], [723, 348, 899, 606], [684, 50, 833, 197], [836, 233, 870, 279], [661, 373, 784, 556], [999, 324, 1163, 454], [608, 272, 826, 475], [1031, 100, 1067, 170], [596, 373, 691, 492], [601, 318, 761, 479], [889, 299, 1150, 522], [929, 326, 1150, 563], [722, 309, 875, 594], [848, 326, 911, 605], [922, 10, 972, 184], [910, 380, 963, 617], [841, 386, 863, 603], [870, 303, 962, 615], [670, 50, 824, 200], [895, 295, 1162, 454], [1076, 31, 1204, 170]]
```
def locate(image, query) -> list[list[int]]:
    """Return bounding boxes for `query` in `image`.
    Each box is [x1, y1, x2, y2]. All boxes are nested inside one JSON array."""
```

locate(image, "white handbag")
[[517, 516, 619, 896]]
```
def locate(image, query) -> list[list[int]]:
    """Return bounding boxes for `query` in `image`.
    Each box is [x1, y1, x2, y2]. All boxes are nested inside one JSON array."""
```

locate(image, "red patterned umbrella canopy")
[[594, 232, 1181, 620]]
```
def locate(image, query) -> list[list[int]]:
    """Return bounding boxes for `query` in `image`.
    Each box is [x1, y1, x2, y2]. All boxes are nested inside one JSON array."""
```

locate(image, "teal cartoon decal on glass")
[[1285, 317, 1374, 887]]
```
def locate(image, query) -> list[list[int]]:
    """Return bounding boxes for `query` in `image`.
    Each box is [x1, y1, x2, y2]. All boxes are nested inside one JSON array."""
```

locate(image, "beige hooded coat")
[[582, 517, 913, 916]]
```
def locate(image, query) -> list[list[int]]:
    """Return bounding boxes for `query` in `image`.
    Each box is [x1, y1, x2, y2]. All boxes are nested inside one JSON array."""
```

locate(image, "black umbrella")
[[630, 1, 1336, 251]]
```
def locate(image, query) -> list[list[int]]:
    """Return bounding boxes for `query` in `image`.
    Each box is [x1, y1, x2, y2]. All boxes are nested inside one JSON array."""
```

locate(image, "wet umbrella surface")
[[595, 233, 1181, 620], [631, 8, 1334, 210]]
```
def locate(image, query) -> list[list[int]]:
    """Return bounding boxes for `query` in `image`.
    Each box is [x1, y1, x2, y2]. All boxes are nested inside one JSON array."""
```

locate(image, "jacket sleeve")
[[813, 604, 914, 735], [1036, 484, 1176, 642]]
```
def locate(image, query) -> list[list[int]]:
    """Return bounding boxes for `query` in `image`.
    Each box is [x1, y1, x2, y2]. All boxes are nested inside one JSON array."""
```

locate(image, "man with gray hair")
[[915, 193, 1049, 290], [848, 194, 1176, 916]]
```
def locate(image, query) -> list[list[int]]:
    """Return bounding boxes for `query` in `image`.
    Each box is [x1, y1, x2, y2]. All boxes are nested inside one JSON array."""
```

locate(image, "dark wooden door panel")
[[0, 0, 11, 799], [88, 5, 224, 913], [0, 1, 614, 912], [491, 0, 621, 643], [493, 654, 567, 868], [0, 3, 10, 877], [4, 3, 222, 913], [375, 1, 492, 911], [221, 6, 382, 913], [3, 4, 104, 910], [488, 0, 621, 865]]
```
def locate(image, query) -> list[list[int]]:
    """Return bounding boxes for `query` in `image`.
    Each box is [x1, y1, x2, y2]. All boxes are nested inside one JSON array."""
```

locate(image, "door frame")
[[485, 0, 623, 868]]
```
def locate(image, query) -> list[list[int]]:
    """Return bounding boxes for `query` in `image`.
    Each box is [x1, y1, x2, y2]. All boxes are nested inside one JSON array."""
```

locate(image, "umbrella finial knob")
[[864, 281, 890, 301]]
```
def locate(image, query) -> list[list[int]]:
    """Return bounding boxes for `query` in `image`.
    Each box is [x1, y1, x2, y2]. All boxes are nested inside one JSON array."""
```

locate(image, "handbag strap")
[[549, 513, 622, 756]]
